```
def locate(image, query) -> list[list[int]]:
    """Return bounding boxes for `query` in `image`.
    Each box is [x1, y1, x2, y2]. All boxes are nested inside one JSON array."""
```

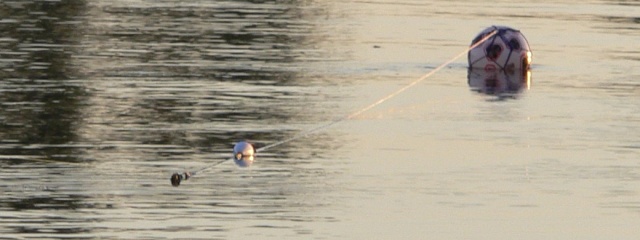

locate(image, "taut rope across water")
[[171, 30, 498, 186]]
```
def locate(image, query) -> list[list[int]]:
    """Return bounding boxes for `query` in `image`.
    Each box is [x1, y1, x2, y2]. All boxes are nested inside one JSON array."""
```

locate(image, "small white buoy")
[[233, 141, 255, 167], [468, 26, 532, 71]]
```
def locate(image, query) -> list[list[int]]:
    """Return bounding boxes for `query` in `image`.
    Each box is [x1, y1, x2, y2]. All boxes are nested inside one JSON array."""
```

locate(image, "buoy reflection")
[[468, 67, 532, 99]]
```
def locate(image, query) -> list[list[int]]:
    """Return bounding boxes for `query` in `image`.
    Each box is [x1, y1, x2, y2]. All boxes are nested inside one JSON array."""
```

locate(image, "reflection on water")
[[1, 0, 639, 239], [0, 0, 88, 162], [0, 3, 94, 234], [1, 0, 342, 238], [468, 68, 531, 100]]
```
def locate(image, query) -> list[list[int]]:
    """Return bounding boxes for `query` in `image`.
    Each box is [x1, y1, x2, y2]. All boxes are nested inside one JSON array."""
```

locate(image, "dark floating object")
[[170, 173, 181, 186], [170, 172, 191, 187]]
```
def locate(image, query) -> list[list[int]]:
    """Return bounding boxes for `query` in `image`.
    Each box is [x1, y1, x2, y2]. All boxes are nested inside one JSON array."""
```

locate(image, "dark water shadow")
[[1, 1, 342, 238], [0, 1, 89, 162], [73, 1, 338, 163], [0, 3, 94, 236]]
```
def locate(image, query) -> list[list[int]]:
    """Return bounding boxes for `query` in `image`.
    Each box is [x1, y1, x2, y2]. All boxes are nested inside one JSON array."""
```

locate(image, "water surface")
[[1, 0, 639, 239]]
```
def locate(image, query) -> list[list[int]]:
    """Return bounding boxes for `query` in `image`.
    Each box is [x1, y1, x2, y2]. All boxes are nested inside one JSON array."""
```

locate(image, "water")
[[0, 0, 638, 239]]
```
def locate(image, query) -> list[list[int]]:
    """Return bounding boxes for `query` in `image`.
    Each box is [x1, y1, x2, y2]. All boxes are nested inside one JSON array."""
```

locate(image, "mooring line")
[[256, 30, 497, 153], [172, 30, 497, 185]]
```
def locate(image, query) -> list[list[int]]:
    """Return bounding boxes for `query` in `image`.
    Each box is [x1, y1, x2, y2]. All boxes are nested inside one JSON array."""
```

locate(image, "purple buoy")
[[468, 25, 532, 71]]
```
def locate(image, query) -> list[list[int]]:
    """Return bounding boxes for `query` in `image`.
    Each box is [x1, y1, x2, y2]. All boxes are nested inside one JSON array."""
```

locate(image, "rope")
[[172, 30, 498, 185], [256, 29, 497, 153]]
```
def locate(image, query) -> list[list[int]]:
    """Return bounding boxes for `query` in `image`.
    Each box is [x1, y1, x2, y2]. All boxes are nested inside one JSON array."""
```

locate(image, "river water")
[[0, 0, 638, 239]]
